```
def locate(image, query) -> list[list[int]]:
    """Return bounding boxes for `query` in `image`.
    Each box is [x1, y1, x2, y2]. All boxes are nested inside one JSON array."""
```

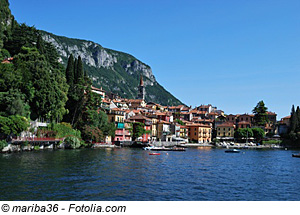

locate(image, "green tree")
[[36, 34, 45, 55], [252, 100, 269, 126], [175, 119, 184, 125], [13, 47, 68, 121], [64, 136, 81, 149], [289, 105, 298, 133], [132, 122, 146, 141], [252, 127, 265, 143], [0, 115, 29, 137], [66, 54, 75, 86], [81, 125, 103, 143], [234, 128, 253, 140], [296, 106, 300, 132], [0, 89, 30, 117], [76, 56, 84, 81]]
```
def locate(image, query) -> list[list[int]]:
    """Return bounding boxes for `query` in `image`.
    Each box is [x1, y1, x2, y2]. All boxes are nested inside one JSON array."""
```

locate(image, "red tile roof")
[[186, 123, 211, 128], [217, 122, 235, 127], [128, 114, 150, 121]]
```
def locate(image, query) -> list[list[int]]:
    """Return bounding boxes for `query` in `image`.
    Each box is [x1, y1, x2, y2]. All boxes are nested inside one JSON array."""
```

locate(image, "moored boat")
[[150, 146, 186, 151], [149, 153, 161, 155], [292, 154, 300, 158], [225, 149, 240, 153]]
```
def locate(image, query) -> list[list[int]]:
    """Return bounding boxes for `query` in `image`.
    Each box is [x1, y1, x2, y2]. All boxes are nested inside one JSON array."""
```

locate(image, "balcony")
[[117, 122, 125, 129]]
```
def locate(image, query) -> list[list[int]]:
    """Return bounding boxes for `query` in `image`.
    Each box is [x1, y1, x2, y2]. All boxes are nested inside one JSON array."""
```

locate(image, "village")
[[89, 76, 289, 147]]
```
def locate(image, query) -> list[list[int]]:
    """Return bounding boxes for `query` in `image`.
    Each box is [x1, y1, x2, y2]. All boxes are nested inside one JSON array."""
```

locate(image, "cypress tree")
[[290, 105, 297, 133], [73, 57, 78, 83], [77, 56, 84, 80], [66, 54, 74, 86], [296, 106, 300, 132]]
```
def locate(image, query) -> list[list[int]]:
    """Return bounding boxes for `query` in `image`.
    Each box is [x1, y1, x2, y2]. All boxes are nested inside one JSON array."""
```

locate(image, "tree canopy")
[[252, 100, 269, 126]]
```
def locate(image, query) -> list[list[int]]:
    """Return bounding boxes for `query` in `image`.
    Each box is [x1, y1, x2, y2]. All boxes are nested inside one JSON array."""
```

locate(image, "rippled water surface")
[[1, 148, 300, 200]]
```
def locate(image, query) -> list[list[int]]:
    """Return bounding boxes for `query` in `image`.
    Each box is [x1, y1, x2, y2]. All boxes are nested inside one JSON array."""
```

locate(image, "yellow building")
[[216, 122, 235, 138], [180, 125, 188, 139], [187, 123, 212, 143], [151, 118, 158, 140], [107, 108, 125, 123]]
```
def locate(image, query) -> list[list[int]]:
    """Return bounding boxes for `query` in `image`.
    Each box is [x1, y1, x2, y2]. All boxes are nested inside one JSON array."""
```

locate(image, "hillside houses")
[[91, 76, 283, 144]]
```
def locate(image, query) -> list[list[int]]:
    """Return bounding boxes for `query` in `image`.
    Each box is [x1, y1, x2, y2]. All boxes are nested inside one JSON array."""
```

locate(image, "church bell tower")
[[137, 76, 145, 100]]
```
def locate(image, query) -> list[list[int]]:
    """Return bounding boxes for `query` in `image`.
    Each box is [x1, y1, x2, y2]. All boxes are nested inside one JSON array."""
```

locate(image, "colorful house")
[[216, 122, 235, 138], [107, 108, 131, 142], [127, 114, 152, 142], [187, 123, 212, 143]]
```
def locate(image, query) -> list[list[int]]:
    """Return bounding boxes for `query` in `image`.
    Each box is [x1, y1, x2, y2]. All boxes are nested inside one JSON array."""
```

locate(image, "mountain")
[[40, 31, 183, 106]]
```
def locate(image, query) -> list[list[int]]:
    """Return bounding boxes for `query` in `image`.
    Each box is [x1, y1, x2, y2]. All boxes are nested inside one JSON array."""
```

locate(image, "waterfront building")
[[127, 114, 152, 142], [187, 123, 212, 143], [179, 125, 188, 139], [216, 122, 235, 138], [157, 120, 172, 141], [107, 108, 131, 142]]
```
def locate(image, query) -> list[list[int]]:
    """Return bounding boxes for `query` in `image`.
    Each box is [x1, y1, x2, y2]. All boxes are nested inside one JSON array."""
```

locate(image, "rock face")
[[42, 32, 156, 83], [41, 31, 182, 106]]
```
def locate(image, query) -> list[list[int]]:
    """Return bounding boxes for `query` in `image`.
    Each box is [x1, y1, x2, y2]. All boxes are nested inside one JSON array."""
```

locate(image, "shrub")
[[0, 140, 8, 150], [64, 136, 81, 149]]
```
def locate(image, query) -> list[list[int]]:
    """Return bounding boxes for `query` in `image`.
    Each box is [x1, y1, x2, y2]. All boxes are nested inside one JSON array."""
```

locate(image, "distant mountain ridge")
[[41, 31, 182, 106]]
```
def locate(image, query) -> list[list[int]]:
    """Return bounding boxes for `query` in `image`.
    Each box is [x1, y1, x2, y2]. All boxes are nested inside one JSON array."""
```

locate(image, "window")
[[194, 132, 197, 135], [218, 132, 220, 136]]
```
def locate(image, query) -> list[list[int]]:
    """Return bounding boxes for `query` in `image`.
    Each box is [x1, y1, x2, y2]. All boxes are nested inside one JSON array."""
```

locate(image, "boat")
[[150, 146, 186, 151], [292, 154, 300, 158], [149, 153, 161, 155], [225, 149, 240, 153]]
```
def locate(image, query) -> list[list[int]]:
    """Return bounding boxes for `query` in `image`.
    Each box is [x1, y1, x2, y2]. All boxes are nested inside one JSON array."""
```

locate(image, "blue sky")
[[9, 0, 300, 118]]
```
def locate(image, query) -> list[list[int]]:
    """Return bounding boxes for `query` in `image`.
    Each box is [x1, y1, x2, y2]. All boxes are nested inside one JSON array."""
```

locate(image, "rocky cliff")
[[41, 31, 182, 106]]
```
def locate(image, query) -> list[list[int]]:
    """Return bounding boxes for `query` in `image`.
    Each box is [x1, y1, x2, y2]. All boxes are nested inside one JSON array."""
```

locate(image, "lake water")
[[1, 147, 300, 201]]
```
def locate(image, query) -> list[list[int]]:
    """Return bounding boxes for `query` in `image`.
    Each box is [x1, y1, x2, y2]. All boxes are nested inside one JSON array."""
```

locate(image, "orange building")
[[187, 123, 212, 143]]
